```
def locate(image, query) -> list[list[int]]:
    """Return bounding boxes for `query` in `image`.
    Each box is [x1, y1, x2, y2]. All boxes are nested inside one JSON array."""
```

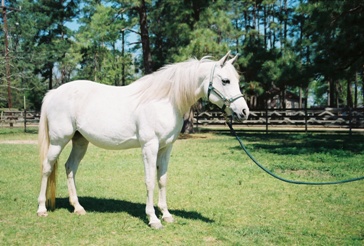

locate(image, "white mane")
[[132, 57, 214, 115]]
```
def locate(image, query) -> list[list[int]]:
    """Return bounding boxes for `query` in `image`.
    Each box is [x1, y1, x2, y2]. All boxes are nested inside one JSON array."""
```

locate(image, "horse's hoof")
[[37, 211, 48, 217], [149, 222, 163, 230], [163, 216, 174, 223], [74, 209, 87, 215]]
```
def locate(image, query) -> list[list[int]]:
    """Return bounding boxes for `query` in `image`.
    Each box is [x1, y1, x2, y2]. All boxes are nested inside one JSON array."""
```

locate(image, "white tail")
[[38, 106, 57, 210]]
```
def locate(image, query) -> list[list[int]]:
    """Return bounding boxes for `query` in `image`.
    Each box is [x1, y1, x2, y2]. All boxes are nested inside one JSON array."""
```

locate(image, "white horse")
[[37, 51, 249, 229]]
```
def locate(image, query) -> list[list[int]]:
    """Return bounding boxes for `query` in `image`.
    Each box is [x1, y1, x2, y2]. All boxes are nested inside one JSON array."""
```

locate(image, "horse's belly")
[[77, 125, 140, 150], [95, 139, 140, 150], [85, 134, 140, 150]]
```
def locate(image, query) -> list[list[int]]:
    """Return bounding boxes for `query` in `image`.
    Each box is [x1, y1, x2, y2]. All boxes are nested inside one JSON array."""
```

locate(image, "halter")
[[207, 64, 244, 112]]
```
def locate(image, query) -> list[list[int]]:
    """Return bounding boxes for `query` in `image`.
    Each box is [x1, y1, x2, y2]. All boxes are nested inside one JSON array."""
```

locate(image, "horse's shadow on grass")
[[56, 196, 214, 225]]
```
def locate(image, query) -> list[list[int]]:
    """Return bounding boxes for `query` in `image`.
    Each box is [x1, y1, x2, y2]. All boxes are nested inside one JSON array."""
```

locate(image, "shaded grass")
[[228, 132, 364, 180], [0, 128, 363, 245]]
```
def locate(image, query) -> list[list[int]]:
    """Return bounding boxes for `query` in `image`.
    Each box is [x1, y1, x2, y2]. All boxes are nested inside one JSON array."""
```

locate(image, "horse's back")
[[43, 80, 103, 120], [45, 80, 111, 100], [41, 80, 182, 150], [42, 80, 141, 148]]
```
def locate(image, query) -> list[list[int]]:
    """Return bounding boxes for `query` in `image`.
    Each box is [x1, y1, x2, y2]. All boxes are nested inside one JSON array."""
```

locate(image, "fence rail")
[[0, 108, 40, 126], [2, 108, 364, 133], [194, 108, 364, 132]]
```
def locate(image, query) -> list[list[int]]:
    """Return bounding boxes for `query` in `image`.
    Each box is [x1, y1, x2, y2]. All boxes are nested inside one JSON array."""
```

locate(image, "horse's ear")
[[227, 54, 239, 65], [218, 51, 231, 67]]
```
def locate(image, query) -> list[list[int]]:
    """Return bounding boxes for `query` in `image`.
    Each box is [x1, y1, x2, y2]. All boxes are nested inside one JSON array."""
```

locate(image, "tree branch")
[[128, 41, 141, 45], [121, 28, 141, 36]]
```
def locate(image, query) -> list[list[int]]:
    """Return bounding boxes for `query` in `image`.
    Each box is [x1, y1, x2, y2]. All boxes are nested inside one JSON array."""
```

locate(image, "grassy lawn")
[[0, 127, 363, 245]]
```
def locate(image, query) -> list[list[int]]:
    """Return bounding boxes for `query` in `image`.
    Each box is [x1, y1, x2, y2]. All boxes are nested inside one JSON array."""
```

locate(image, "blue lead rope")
[[226, 119, 364, 185]]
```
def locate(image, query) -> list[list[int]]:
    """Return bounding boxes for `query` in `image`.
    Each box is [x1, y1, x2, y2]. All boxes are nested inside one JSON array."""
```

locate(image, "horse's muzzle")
[[233, 108, 249, 122]]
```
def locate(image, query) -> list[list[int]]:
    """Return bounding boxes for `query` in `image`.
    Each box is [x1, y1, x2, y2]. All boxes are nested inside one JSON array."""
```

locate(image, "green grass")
[[0, 127, 363, 245]]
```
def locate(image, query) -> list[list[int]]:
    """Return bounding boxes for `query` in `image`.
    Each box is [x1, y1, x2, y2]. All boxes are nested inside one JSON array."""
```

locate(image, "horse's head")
[[207, 51, 249, 121]]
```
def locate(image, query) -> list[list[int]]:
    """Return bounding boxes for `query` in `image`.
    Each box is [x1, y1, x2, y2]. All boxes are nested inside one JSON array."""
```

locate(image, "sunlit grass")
[[0, 128, 363, 245]]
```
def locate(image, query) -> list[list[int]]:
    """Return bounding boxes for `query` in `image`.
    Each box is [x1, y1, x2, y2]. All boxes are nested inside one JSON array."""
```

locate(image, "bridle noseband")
[[207, 64, 244, 112]]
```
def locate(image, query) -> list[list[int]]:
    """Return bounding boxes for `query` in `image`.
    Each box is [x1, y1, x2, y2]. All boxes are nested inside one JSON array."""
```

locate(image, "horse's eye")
[[222, 79, 230, 85]]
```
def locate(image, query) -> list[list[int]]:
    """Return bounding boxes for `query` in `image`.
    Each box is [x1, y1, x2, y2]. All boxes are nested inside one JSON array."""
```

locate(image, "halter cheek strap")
[[207, 65, 244, 112]]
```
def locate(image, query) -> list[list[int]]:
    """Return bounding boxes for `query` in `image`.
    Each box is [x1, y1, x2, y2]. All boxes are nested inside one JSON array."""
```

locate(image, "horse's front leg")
[[157, 145, 174, 223], [142, 140, 162, 229]]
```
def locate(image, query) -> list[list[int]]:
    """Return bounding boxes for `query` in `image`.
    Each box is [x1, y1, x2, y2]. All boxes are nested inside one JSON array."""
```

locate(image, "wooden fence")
[[0, 108, 40, 128], [2, 108, 364, 133], [194, 108, 364, 133]]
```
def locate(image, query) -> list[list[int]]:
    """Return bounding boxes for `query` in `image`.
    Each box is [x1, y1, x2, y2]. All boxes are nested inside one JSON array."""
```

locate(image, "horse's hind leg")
[[37, 144, 65, 216], [65, 132, 89, 215]]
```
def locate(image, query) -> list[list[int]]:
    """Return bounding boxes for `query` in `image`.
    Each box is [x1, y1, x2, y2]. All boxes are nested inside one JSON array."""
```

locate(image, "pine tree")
[[304, 0, 364, 107]]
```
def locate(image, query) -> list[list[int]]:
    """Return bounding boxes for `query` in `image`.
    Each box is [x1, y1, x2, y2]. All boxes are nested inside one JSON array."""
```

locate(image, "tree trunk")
[[329, 78, 337, 107], [48, 62, 53, 90], [181, 101, 203, 134], [181, 108, 195, 134], [252, 1, 256, 29], [283, 0, 287, 49], [354, 72, 358, 108], [263, 4, 267, 49], [362, 66, 364, 106], [347, 79, 353, 108], [121, 30, 126, 86], [138, 0, 152, 74], [281, 86, 286, 109]]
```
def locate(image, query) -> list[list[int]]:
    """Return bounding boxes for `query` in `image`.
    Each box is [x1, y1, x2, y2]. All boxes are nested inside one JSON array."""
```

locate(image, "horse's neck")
[[174, 61, 215, 115], [194, 62, 215, 101], [122, 61, 215, 116]]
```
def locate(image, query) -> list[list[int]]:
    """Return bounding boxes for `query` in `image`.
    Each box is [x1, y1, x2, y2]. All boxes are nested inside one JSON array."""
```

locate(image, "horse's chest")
[[159, 130, 180, 146], [136, 116, 182, 149], [137, 102, 183, 145]]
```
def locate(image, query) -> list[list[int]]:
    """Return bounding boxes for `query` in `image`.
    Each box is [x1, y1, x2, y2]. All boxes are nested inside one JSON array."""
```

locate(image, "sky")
[[64, 19, 139, 54]]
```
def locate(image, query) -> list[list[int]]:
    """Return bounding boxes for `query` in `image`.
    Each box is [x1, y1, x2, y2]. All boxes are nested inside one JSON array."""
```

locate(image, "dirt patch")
[[0, 140, 37, 144], [178, 133, 210, 139]]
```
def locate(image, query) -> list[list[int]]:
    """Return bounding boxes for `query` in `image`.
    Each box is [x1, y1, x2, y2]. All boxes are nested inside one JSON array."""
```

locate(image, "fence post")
[[196, 112, 199, 133], [265, 100, 268, 134], [24, 95, 27, 133], [349, 107, 352, 136], [23, 109, 26, 132], [304, 101, 308, 133]]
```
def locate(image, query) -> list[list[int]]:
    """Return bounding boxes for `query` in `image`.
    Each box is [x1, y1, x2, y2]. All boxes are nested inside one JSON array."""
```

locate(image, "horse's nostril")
[[242, 108, 246, 116]]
